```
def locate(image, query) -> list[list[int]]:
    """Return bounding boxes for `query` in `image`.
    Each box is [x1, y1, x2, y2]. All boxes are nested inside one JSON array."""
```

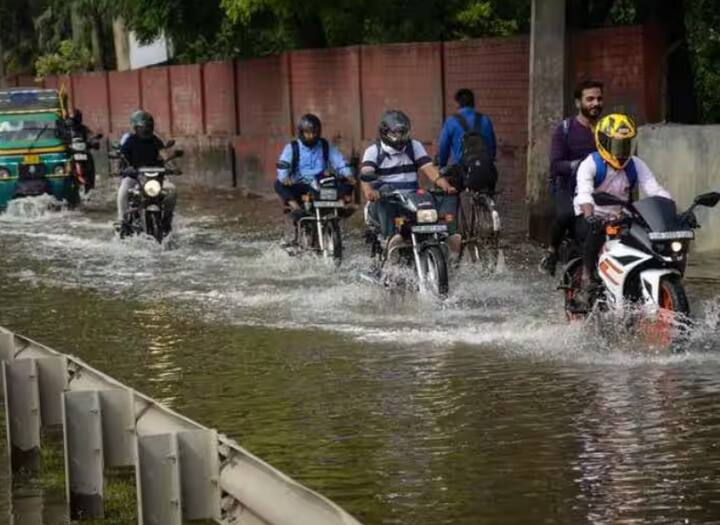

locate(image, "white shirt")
[[574, 155, 671, 218]]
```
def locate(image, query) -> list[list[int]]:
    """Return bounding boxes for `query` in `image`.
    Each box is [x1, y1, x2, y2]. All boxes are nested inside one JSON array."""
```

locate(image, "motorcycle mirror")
[[164, 139, 176, 149], [592, 192, 627, 207], [694, 191, 720, 208]]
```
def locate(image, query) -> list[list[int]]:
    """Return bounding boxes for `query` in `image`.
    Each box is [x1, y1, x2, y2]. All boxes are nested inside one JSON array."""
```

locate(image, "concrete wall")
[[639, 125, 720, 253]]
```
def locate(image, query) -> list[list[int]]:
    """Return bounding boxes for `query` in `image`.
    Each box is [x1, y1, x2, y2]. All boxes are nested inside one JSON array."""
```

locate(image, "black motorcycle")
[[293, 173, 354, 266], [111, 142, 183, 243], [365, 186, 451, 298], [69, 131, 102, 193]]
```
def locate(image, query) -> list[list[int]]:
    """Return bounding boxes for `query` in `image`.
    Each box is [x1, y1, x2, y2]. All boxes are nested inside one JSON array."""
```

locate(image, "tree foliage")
[[34, 39, 93, 78]]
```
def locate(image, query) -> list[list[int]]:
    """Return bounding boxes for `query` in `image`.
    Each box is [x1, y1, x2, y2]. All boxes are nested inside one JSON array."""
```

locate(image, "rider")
[[437, 88, 497, 190], [572, 113, 671, 309], [275, 113, 355, 244], [60, 109, 97, 192], [540, 80, 604, 275], [116, 110, 177, 232], [360, 109, 456, 253]]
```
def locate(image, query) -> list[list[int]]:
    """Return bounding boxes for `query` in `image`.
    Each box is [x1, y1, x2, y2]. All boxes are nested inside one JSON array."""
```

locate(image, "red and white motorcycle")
[[561, 191, 720, 346]]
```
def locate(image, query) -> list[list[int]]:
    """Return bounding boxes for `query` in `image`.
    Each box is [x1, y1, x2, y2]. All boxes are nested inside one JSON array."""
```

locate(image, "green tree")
[[34, 39, 93, 78]]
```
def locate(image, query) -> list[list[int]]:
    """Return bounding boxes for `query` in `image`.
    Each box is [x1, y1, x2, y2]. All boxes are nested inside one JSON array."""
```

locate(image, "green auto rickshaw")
[[0, 88, 80, 211]]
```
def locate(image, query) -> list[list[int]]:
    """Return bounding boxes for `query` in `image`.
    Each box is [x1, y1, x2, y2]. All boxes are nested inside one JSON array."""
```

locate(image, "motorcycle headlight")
[[671, 241, 683, 253], [72, 141, 87, 151], [417, 209, 438, 224], [54, 165, 66, 176], [0, 167, 10, 179], [143, 179, 162, 197]]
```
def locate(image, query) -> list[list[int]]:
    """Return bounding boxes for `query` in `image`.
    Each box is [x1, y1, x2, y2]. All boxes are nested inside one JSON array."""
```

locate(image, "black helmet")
[[130, 109, 154, 139], [379, 109, 411, 151], [297, 113, 322, 147]]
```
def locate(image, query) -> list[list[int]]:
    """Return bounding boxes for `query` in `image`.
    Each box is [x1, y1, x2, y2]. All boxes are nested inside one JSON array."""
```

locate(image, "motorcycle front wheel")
[[145, 211, 164, 243], [638, 275, 690, 350], [420, 245, 449, 298], [323, 220, 343, 266]]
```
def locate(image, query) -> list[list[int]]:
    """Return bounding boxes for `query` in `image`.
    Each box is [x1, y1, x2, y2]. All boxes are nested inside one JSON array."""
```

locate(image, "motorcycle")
[[365, 186, 452, 298], [69, 132, 102, 193], [110, 142, 183, 243], [560, 191, 720, 345], [292, 173, 354, 266]]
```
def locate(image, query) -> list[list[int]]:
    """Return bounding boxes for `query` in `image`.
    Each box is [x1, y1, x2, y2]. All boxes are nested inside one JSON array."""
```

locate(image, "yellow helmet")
[[595, 113, 637, 170]]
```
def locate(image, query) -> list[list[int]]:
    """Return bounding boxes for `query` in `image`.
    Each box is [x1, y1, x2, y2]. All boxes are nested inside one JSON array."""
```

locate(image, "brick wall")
[[444, 36, 530, 232], [14, 24, 664, 233]]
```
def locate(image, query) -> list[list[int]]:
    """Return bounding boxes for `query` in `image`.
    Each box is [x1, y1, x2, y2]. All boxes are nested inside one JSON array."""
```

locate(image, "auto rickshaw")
[[0, 88, 80, 211]]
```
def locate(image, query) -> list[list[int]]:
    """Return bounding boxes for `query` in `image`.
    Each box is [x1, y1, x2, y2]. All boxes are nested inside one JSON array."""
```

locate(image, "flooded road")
[[1, 186, 720, 524]]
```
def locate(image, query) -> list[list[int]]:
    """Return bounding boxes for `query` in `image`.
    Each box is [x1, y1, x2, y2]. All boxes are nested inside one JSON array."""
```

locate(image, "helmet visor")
[[385, 128, 409, 149], [607, 136, 635, 165]]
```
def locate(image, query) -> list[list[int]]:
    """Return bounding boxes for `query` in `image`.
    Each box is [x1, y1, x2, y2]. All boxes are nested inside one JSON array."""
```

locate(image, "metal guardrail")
[[0, 326, 362, 525]]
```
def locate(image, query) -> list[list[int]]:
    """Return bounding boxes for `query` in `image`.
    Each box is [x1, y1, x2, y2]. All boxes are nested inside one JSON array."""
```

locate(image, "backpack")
[[591, 151, 637, 192], [290, 138, 329, 175], [375, 139, 416, 167], [453, 112, 495, 191]]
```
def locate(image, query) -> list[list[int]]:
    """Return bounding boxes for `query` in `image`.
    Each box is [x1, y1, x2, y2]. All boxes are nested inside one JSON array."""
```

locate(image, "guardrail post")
[[0, 328, 15, 399], [36, 356, 67, 427], [137, 432, 182, 525], [63, 390, 104, 519], [178, 429, 221, 520], [99, 389, 136, 468], [3, 359, 41, 471]]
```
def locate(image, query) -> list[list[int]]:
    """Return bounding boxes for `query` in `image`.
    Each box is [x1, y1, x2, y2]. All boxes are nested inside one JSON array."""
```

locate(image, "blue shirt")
[[276, 140, 352, 184], [438, 106, 497, 168]]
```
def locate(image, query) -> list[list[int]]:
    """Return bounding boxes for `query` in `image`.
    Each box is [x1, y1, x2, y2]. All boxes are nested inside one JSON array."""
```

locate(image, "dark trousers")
[[274, 179, 353, 205], [550, 189, 576, 250], [574, 215, 605, 278]]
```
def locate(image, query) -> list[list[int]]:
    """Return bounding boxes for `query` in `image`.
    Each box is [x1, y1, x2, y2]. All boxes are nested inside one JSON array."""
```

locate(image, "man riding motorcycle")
[[275, 113, 355, 245], [572, 113, 671, 310], [116, 110, 177, 233], [360, 110, 457, 254], [541, 80, 604, 275], [59, 109, 98, 192]]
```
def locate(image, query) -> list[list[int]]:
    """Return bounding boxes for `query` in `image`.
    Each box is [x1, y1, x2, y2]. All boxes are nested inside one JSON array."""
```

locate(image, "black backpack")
[[453, 112, 495, 191], [290, 138, 329, 174]]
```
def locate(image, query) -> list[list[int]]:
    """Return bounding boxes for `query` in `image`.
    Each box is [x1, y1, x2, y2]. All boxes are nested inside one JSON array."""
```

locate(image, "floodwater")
[[1, 183, 720, 524]]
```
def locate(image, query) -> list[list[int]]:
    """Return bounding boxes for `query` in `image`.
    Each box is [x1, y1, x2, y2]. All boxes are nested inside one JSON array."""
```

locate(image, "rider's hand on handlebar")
[[363, 186, 380, 202], [435, 177, 457, 194]]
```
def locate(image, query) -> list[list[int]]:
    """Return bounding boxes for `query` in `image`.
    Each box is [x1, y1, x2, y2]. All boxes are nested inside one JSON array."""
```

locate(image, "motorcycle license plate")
[[412, 224, 448, 234], [314, 200, 345, 208], [320, 189, 338, 200], [73, 153, 88, 160], [23, 155, 40, 165]]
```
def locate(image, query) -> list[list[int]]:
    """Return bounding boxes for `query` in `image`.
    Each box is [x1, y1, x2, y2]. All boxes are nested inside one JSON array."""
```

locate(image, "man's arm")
[[634, 157, 671, 199], [575, 156, 596, 217], [549, 123, 576, 180], [329, 145, 354, 180], [481, 115, 497, 161], [360, 145, 380, 201], [415, 142, 455, 194], [437, 119, 453, 168], [276, 143, 293, 184]]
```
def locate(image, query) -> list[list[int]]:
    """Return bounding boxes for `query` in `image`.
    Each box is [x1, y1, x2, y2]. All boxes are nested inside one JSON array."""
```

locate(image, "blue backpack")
[[591, 151, 637, 192]]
